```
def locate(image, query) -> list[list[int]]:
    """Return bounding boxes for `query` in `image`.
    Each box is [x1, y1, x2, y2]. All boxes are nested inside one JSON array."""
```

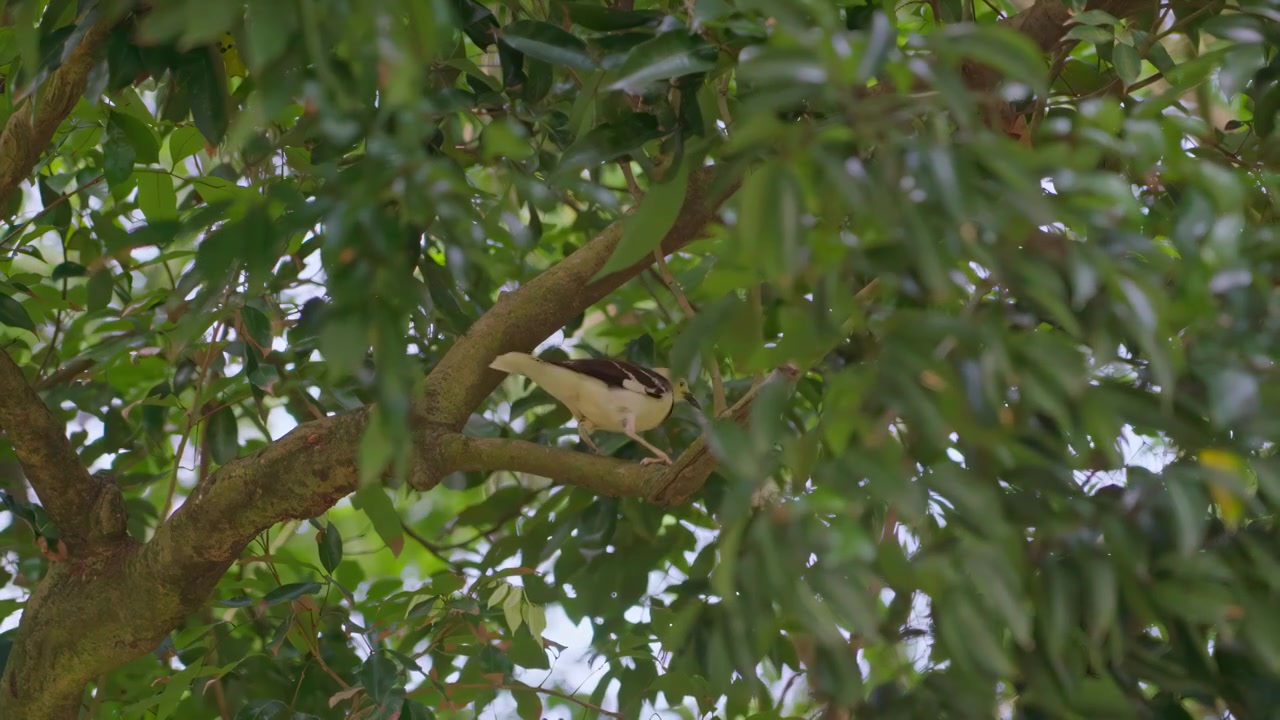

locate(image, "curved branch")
[[436, 365, 802, 505], [414, 164, 741, 434], [0, 11, 118, 210], [0, 349, 127, 550]]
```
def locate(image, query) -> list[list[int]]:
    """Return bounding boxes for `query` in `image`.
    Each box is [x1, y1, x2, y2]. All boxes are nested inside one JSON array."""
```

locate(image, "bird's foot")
[[641, 452, 671, 466]]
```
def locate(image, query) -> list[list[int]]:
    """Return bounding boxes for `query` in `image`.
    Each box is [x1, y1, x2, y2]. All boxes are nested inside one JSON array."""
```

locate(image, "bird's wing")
[[550, 359, 672, 399]]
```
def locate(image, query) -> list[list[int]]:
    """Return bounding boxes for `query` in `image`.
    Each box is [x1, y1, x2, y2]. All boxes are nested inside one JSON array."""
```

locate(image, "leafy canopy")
[[3, 0, 1280, 718]]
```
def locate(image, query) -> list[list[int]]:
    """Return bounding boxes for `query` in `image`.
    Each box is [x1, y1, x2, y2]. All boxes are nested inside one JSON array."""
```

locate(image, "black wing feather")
[[550, 358, 671, 399]]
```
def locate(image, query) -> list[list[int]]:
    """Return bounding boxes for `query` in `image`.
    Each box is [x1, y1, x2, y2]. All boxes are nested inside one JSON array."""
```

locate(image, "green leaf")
[[351, 484, 404, 558], [1201, 14, 1267, 44], [400, 700, 437, 720], [523, 602, 547, 640], [262, 581, 323, 605], [318, 522, 343, 574], [1112, 42, 1141, 86], [501, 20, 595, 71], [1064, 24, 1113, 44], [1255, 83, 1280, 138], [606, 31, 718, 93], [206, 405, 239, 465], [360, 651, 400, 703], [87, 268, 114, 312], [234, 698, 288, 720], [37, 177, 70, 231], [557, 113, 664, 175], [103, 124, 137, 188], [430, 572, 466, 595], [934, 24, 1048, 96], [563, 3, 662, 31], [136, 170, 178, 222], [192, 176, 254, 206], [240, 305, 274, 354], [175, 48, 231, 146], [358, 409, 395, 485], [594, 157, 691, 280], [502, 584, 524, 632], [319, 313, 370, 378], [737, 47, 828, 87], [455, 486, 531, 526], [108, 110, 161, 164], [855, 10, 895, 84], [50, 262, 87, 280], [245, 1, 297, 72], [0, 293, 35, 332], [480, 118, 535, 161], [513, 687, 543, 720], [735, 162, 803, 284], [169, 126, 206, 166], [1069, 10, 1120, 26]]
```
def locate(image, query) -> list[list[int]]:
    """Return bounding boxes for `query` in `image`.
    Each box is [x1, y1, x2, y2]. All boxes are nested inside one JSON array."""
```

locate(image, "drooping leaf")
[[607, 31, 718, 93], [500, 20, 595, 71]]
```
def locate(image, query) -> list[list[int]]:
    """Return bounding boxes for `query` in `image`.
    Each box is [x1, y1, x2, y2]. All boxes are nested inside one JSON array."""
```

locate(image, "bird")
[[489, 351, 701, 465]]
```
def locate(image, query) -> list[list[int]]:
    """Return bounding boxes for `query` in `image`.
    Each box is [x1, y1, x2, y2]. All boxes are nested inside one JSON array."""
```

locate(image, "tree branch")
[[413, 164, 742, 435], [0, 11, 118, 210], [0, 348, 127, 551], [437, 365, 802, 505]]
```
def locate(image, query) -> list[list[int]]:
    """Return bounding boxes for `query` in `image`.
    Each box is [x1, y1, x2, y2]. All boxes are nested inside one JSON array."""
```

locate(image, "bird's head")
[[654, 368, 701, 410], [673, 379, 701, 410]]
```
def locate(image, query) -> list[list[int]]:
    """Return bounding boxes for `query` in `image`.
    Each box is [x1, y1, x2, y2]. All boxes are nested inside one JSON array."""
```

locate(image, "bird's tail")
[[489, 351, 542, 376]]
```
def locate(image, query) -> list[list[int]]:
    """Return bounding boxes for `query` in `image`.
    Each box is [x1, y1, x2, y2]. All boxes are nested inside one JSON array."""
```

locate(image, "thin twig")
[[651, 249, 727, 413], [1, 175, 104, 253], [161, 320, 230, 518], [618, 160, 642, 199], [400, 522, 463, 570]]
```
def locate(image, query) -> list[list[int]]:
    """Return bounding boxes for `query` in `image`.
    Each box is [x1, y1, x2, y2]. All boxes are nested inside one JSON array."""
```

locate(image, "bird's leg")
[[577, 418, 602, 454], [622, 415, 671, 465]]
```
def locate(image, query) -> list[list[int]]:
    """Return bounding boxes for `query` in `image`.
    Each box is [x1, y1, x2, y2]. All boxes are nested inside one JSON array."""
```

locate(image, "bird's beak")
[[683, 391, 702, 411]]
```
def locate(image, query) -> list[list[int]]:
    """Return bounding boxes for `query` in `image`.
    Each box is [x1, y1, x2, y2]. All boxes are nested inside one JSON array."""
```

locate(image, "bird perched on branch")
[[489, 352, 701, 465]]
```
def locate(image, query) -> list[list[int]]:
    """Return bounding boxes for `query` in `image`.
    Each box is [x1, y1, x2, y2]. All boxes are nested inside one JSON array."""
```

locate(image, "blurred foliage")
[[3, 0, 1280, 718]]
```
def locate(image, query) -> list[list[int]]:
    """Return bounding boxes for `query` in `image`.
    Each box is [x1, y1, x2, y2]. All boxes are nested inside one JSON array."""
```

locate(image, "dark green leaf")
[[318, 522, 343, 574], [1255, 83, 1280, 138], [360, 651, 400, 703], [136, 170, 178, 222], [594, 157, 691, 279], [234, 698, 287, 720], [50, 262, 87, 280], [1112, 42, 1141, 86], [86, 268, 114, 312], [501, 20, 595, 71], [206, 405, 239, 465], [174, 48, 231, 146], [513, 687, 543, 720], [606, 32, 718, 92], [351, 485, 404, 558], [0, 293, 35, 332], [108, 110, 161, 164], [557, 113, 664, 175], [400, 699, 437, 720], [262, 581, 324, 605], [169, 126, 206, 166], [240, 306, 274, 354], [37, 177, 71, 231], [563, 3, 663, 31]]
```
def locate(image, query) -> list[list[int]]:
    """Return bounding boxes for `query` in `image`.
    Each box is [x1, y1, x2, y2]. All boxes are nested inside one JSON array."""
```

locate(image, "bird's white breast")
[[574, 380, 673, 433]]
